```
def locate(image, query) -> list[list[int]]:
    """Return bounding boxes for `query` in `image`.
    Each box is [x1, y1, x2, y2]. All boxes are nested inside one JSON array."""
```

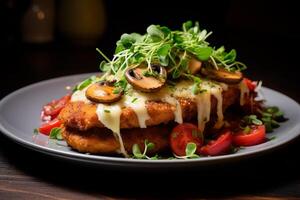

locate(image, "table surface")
[[1, 42, 300, 199]]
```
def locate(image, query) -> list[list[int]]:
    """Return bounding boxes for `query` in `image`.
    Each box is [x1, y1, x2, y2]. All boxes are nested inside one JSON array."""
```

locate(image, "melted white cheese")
[[195, 91, 211, 132], [163, 96, 183, 124], [71, 88, 90, 103], [71, 80, 229, 156], [211, 86, 224, 129], [96, 103, 128, 157], [254, 81, 264, 101], [239, 80, 249, 106], [123, 92, 150, 128]]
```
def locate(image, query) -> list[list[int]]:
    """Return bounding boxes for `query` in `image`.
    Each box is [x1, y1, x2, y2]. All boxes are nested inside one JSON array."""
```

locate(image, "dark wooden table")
[[1, 40, 300, 199]]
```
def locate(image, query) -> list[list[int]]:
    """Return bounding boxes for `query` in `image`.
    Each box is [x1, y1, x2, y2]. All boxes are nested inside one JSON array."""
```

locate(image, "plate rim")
[[1, 73, 300, 166]]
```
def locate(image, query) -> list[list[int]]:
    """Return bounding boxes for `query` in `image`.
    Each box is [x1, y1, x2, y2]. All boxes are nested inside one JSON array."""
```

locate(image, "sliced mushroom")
[[85, 81, 122, 103], [201, 67, 243, 84], [188, 57, 202, 74], [125, 65, 167, 92]]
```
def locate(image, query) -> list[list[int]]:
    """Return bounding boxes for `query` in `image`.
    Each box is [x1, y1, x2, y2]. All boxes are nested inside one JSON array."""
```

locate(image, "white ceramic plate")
[[1, 73, 300, 168]]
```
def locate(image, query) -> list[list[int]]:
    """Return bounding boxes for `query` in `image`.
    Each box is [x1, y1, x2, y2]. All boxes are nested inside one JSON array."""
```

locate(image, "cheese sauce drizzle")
[[96, 103, 128, 157], [163, 96, 183, 124], [195, 91, 211, 132], [71, 80, 228, 156], [123, 92, 150, 128], [211, 86, 224, 129]]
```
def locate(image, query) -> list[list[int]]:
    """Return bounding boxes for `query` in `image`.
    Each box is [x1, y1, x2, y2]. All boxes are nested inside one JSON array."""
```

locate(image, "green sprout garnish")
[[174, 143, 200, 159], [132, 139, 159, 160], [49, 127, 63, 140], [260, 106, 286, 132], [92, 21, 247, 94]]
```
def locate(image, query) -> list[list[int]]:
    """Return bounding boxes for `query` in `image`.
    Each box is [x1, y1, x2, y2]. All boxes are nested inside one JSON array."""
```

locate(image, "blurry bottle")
[[58, 0, 106, 46], [21, 0, 55, 43]]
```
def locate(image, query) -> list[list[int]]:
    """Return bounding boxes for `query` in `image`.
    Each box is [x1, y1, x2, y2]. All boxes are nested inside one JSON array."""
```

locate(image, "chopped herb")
[[112, 88, 121, 94], [260, 106, 286, 132], [104, 109, 111, 113], [243, 126, 251, 134], [241, 115, 263, 127], [74, 76, 96, 92], [49, 127, 63, 140], [229, 146, 240, 154], [131, 97, 138, 103], [268, 136, 276, 141], [33, 128, 39, 135], [172, 132, 178, 138], [114, 77, 127, 94]]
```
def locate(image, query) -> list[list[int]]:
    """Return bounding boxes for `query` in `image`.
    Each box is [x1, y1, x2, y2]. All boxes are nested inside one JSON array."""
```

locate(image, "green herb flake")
[[268, 136, 276, 141], [243, 126, 251, 134], [131, 97, 138, 103], [172, 132, 178, 138], [104, 109, 111, 113], [259, 106, 287, 133], [33, 128, 39, 135], [74, 76, 96, 92], [49, 127, 63, 140]]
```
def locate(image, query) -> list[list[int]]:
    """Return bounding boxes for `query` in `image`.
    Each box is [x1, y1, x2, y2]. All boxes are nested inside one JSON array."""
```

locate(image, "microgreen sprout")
[[132, 139, 159, 159], [92, 21, 247, 94], [174, 143, 200, 159], [73, 75, 97, 92]]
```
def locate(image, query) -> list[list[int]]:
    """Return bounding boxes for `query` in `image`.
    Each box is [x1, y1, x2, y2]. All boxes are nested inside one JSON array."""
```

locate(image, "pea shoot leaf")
[[132, 144, 143, 158], [74, 76, 96, 91], [147, 25, 165, 41], [157, 44, 171, 66], [182, 20, 193, 32], [185, 143, 197, 156], [189, 46, 213, 61], [132, 140, 156, 159]]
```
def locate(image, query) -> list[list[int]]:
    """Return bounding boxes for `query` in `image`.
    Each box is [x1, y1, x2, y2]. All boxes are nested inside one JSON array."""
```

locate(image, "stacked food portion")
[[38, 21, 285, 159]]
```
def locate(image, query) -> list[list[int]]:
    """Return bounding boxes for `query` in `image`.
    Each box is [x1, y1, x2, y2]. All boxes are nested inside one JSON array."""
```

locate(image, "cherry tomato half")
[[243, 78, 256, 92], [233, 125, 266, 146], [39, 118, 61, 135], [170, 123, 203, 156], [41, 94, 71, 121], [199, 131, 233, 156]]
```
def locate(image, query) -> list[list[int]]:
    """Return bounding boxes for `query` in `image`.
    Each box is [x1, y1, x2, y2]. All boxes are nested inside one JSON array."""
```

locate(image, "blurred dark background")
[[0, 1, 300, 198], [0, 0, 299, 100]]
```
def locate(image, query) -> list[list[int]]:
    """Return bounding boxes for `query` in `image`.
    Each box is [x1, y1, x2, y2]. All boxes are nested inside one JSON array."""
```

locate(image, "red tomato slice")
[[39, 118, 61, 135], [199, 131, 233, 156], [170, 123, 203, 156], [42, 94, 71, 120], [233, 125, 266, 146], [243, 78, 256, 92]]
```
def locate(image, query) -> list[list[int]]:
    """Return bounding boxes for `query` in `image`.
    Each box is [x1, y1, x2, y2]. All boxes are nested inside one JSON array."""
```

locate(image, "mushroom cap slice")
[[188, 57, 202, 74], [201, 67, 243, 84], [125, 65, 167, 92], [85, 82, 123, 103]]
